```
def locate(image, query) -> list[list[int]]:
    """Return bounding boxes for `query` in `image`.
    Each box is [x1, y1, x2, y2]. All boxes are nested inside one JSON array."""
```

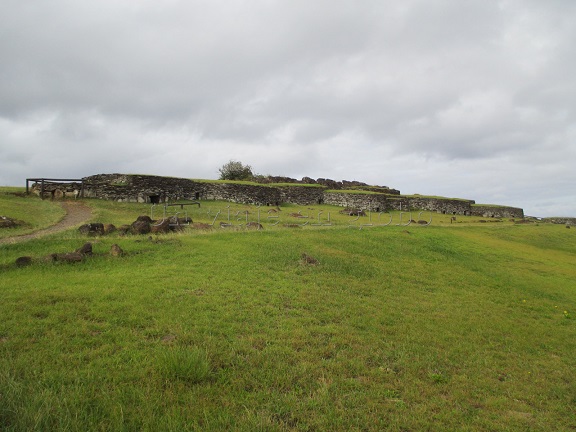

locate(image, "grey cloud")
[[1, 0, 575, 216]]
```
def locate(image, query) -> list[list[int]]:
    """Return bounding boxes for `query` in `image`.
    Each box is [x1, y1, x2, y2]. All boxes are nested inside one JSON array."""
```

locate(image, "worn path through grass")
[[0, 201, 93, 245]]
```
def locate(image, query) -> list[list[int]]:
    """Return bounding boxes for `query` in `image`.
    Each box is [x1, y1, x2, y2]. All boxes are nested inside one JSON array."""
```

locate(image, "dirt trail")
[[0, 201, 93, 245]]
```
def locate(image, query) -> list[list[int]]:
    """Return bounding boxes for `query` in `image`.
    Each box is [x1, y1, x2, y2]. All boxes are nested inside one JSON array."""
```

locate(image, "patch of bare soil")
[[0, 201, 93, 245]]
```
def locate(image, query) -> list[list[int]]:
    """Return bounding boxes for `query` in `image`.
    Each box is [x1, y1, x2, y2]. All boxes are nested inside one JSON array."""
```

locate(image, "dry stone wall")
[[33, 173, 524, 218], [389, 197, 475, 216], [323, 192, 389, 212], [541, 217, 576, 225], [278, 186, 326, 206], [201, 182, 280, 206], [83, 174, 201, 203], [470, 205, 524, 218]]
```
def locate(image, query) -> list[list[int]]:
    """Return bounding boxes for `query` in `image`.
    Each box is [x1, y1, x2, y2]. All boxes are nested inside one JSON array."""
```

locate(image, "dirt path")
[[0, 201, 93, 245]]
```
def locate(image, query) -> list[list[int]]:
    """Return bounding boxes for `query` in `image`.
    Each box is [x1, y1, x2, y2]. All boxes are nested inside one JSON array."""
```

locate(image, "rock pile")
[[15, 242, 124, 267], [0, 216, 26, 229], [78, 215, 193, 237]]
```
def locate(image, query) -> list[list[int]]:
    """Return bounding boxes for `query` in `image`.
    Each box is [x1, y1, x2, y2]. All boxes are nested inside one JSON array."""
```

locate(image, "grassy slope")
[[0, 188, 66, 238], [0, 196, 575, 431]]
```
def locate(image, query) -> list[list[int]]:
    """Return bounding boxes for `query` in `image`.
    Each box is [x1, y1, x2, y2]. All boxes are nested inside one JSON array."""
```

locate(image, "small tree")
[[218, 160, 254, 181]]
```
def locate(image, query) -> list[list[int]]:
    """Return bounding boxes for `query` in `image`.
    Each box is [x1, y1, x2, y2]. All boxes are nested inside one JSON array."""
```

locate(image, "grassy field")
[[1, 190, 575, 431], [0, 188, 66, 239]]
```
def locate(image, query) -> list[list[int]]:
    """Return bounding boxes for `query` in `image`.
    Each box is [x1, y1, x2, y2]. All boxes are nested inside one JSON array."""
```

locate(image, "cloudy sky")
[[1, 0, 575, 216]]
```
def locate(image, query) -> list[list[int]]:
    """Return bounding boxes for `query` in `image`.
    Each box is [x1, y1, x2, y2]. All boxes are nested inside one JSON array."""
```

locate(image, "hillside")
[[0, 192, 575, 430]]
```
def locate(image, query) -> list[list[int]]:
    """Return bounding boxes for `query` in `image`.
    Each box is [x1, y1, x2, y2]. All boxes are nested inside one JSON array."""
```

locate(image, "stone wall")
[[389, 197, 476, 216], [83, 174, 201, 203], [470, 205, 524, 218], [323, 192, 389, 212], [278, 186, 326, 206], [82, 174, 282, 206], [32, 173, 524, 218], [201, 182, 280, 206], [30, 181, 83, 199], [541, 217, 576, 225]]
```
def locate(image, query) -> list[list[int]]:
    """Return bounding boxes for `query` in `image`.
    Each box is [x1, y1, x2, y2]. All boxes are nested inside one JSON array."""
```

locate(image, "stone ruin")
[[28, 173, 525, 219]]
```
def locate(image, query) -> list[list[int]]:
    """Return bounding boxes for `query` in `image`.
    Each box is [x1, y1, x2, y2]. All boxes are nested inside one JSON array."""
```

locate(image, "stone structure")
[[29, 173, 524, 218], [470, 205, 525, 219], [27, 177, 83, 199], [541, 217, 576, 225], [387, 196, 476, 215], [323, 192, 389, 212]]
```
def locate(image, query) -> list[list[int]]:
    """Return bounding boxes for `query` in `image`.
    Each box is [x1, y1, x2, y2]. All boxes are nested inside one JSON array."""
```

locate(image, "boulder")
[[104, 224, 117, 234], [136, 215, 153, 223], [76, 242, 93, 255], [246, 222, 263, 230], [339, 208, 365, 217], [117, 225, 131, 235], [110, 244, 124, 257], [78, 223, 105, 236], [301, 253, 319, 265], [131, 220, 151, 235], [15, 256, 33, 267], [54, 252, 84, 263], [0, 216, 18, 228], [150, 218, 170, 234]]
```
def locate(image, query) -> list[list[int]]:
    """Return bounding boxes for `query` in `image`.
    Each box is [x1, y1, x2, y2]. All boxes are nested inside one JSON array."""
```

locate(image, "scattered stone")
[[301, 253, 319, 266], [245, 222, 263, 230], [168, 216, 187, 231], [131, 220, 151, 235], [117, 225, 131, 235], [78, 223, 105, 236], [53, 189, 64, 199], [104, 224, 117, 234], [54, 252, 84, 263], [136, 215, 153, 223], [110, 244, 124, 257], [339, 208, 366, 217], [150, 218, 171, 234], [1, 216, 22, 228], [44, 253, 58, 263], [76, 242, 93, 256], [15, 256, 33, 267]]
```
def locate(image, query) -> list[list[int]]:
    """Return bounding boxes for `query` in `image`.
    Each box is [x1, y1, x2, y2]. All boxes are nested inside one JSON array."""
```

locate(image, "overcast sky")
[[1, 0, 575, 217]]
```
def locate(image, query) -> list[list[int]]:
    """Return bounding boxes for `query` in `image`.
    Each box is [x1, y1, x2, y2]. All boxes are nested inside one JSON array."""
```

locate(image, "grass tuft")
[[157, 347, 210, 383]]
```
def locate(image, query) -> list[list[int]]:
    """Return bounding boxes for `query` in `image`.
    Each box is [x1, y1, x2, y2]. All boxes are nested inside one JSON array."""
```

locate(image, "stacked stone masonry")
[[30, 173, 524, 218]]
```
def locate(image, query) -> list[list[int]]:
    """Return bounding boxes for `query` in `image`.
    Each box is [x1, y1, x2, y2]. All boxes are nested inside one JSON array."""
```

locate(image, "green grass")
[[269, 183, 326, 188], [1, 193, 575, 431], [401, 194, 473, 201], [325, 189, 382, 195], [191, 178, 264, 186], [0, 188, 66, 238]]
